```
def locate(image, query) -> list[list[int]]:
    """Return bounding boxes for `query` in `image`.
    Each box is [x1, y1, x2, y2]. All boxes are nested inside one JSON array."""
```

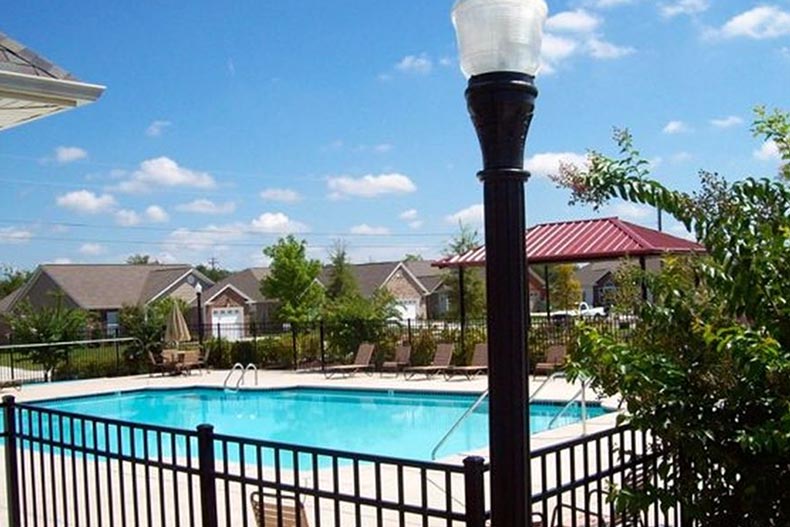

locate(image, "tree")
[[119, 297, 186, 364], [325, 241, 358, 301], [126, 254, 159, 265], [195, 264, 231, 283], [553, 107, 790, 525], [0, 266, 30, 298], [549, 264, 582, 310], [260, 236, 324, 324], [403, 253, 423, 262], [7, 294, 90, 380], [442, 223, 486, 320]]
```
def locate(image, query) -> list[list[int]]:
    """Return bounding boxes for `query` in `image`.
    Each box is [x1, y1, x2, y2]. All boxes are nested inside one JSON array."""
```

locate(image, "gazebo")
[[0, 32, 104, 131], [433, 217, 705, 337]]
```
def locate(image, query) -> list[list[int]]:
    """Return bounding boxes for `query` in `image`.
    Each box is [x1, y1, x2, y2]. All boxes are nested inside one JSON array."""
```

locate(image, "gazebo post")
[[458, 266, 466, 356], [543, 264, 551, 319], [639, 256, 648, 300]]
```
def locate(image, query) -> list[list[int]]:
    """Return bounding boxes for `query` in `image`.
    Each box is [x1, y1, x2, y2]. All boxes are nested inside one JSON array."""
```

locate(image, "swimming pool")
[[31, 387, 606, 462]]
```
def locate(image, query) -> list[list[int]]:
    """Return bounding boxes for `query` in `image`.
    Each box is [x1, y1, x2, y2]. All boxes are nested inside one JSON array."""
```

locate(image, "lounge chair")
[[251, 491, 309, 527], [445, 343, 487, 380], [404, 343, 454, 380], [533, 345, 567, 376], [550, 463, 651, 527], [380, 344, 412, 377], [324, 343, 375, 379], [0, 379, 22, 391], [148, 350, 181, 376]]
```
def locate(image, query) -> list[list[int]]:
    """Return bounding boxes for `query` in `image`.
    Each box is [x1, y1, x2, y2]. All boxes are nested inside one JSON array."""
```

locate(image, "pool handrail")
[[430, 389, 489, 460], [547, 379, 589, 435]]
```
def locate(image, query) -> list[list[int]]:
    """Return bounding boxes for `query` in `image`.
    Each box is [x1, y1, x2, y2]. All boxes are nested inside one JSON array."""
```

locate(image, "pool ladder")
[[429, 372, 589, 460], [223, 363, 258, 392]]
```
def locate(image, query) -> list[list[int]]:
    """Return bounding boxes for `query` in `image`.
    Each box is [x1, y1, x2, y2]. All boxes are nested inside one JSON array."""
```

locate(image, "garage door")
[[211, 307, 244, 341], [395, 300, 418, 322]]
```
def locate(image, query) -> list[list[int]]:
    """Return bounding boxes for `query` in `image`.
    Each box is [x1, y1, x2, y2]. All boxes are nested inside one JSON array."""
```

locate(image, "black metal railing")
[[1, 395, 681, 527]]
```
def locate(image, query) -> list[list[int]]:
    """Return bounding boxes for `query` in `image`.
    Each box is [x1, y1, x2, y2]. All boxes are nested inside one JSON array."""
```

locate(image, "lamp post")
[[195, 283, 204, 347], [451, 1, 547, 526]]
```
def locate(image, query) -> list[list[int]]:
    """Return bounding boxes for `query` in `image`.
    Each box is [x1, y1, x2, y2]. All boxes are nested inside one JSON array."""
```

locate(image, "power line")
[[0, 218, 456, 238]]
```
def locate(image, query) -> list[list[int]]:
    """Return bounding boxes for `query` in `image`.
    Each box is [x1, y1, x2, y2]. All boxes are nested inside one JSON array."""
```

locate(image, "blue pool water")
[[30, 387, 607, 462]]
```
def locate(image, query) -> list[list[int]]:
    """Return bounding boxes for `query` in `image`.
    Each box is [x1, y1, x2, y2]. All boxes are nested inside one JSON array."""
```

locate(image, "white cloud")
[[608, 202, 654, 221], [116, 157, 216, 193], [115, 209, 141, 226], [51, 258, 72, 265], [56, 190, 117, 214], [546, 10, 601, 33], [0, 227, 32, 244], [754, 141, 781, 161], [525, 152, 588, 178], [54, 146, 88, 164], [399, 209, 419, 221], [408, 220, 423, 229], [660, 0, 709, 18], [710, 115, 743, 129], [250, 212, 308, 233], [145, 205, 169, 223], [541, 11, 634, 72], [373, 143, 393, 154], [710, 6, 790, 39], [327, 173, 417, 199], [590, 0, 634, 7], [350, 224, 390, 235], [446, 204, 484, 226], [167, 225, 242, 253], [395, 54, 433, 74], [663, 120, 691, 134], [670, 152, 693, 163], [145, 120, 172, 137], [782, 47, 790, 58], [176, 199, 236, 215], [79, 243, 105, 255], [260, 188, 302, 203], [587, 37, 635, 59]]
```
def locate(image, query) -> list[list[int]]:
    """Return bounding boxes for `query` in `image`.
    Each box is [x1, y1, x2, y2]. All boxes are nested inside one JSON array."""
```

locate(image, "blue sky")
[[1, 0, 788, 270]]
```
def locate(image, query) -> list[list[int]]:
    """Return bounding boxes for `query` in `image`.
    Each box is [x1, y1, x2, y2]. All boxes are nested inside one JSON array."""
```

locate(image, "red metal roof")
[[434, 217, 705, 268]]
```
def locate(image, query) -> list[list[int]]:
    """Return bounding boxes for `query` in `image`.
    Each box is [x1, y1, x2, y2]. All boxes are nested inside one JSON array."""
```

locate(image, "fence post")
[[114, 327, 121, 375], [319, 320, 326, 372], [197, 424, 219, 527], [4, 395, 21, 527], [407, 319, 413, 348], [9, 332, 15, 381], [463, 456, 486, 527], [291, 324, 298, 370]]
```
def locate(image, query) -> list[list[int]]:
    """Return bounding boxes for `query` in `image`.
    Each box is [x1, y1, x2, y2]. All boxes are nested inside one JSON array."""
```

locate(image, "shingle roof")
[[0, 286, 24, 313], [32, 264, 194, 310], [0, 32, 77, 80], [435, 217, 705, 268], [203, 268, 271, 304], [318, 261, 402, 298]]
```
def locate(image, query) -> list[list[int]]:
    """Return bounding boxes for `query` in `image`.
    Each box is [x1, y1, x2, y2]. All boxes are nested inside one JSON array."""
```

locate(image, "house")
[[0, 264, 213, 333], [575, 258, 662, 307], [198, 260, 449, 339]]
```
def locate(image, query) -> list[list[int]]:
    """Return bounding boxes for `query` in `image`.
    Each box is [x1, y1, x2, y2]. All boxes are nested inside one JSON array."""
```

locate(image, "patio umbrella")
[[164, 303, 191, 346]]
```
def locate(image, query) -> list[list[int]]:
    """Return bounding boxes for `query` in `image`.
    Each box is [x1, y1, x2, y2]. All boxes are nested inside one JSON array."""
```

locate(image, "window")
[[106, 310, 119, 336]]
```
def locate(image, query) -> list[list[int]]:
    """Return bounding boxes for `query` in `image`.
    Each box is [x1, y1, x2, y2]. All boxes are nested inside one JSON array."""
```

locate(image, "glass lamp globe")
[[452, 0, 548, 79]]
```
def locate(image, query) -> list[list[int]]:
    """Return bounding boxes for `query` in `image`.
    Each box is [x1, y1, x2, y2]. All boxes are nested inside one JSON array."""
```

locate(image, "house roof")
[[575, 261, 623, 288], [403, 260, 446, 293], [0, 32, 104, 131], [434, 217, 705, 268], [318, 261, 405, 298], [2, 264, 207, 312], [202, 268, 271, 305]]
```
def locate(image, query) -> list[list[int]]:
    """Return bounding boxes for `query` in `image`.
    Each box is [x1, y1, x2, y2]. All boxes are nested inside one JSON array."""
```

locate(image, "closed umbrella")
[[164, 303, 191, 346]]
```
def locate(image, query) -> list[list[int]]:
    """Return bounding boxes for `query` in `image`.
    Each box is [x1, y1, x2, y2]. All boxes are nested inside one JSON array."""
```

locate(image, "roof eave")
[[0, 70, 105, 105]]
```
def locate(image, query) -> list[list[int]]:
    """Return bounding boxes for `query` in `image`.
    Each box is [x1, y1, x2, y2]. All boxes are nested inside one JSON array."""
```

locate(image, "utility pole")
[[207, 257, 219, 271]]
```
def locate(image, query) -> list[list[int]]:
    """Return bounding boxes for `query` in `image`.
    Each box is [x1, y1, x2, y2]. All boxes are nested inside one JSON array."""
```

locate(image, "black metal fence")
[[0, 316, 637, 385], [1, 395, 680, 527]]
